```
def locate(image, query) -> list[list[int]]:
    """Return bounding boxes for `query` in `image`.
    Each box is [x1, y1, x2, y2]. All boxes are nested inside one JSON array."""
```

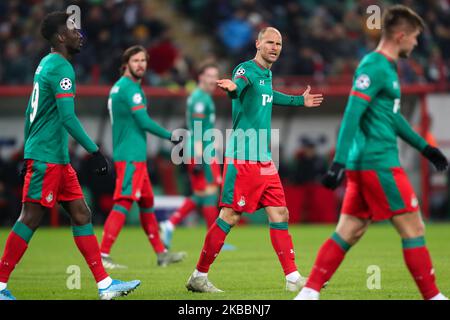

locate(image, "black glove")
[[91, 151, 109, 176], [322, 161, 346, 190], [422, 145, 448, 171], [192, 163, 203, 175]]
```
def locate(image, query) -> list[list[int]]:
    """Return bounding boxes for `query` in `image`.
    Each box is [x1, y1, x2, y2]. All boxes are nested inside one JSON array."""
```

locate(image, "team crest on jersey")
[[236, 67, 246, 76], [135, 190, 141, 199], [59, 78, 72, 90], [355, 74, 371, 90], [194, 102, 205, 113], [411, 196, 418, 208], [45, 192, 54, 203], [237, 196, 246, 207], [133, 93, 143, 104]]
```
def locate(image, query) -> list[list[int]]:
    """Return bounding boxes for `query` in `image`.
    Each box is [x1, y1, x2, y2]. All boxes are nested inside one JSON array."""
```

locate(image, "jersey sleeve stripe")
[[234, 75, 248, 83], [56, 93, 74, 99], [132, 105, 146, 111], [350, 90, 371, 102]]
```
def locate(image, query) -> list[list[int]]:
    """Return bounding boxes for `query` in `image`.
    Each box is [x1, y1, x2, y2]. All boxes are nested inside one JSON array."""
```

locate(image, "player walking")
[[0, 12, 140, 300], [186, 27, 324, 293], [159, 62, 234, 251], [99, 45, 186, 269], [295, 5, 448, 300]]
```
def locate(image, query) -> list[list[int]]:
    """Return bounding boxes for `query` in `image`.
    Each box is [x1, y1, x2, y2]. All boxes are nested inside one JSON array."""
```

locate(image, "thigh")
[[341, 170, 370, 219], [58, 164, 83, 202], [259, 163, 286, 209], [113, 161, 146, 201], [219, 158, 266, 213], [363, 168, 419, 221], [18, 202, 48, 230], [22, 160, 62, 208]]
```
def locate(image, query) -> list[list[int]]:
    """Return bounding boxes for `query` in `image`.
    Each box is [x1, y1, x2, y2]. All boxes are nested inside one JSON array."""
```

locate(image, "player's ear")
[[255, 39, 260, 50]]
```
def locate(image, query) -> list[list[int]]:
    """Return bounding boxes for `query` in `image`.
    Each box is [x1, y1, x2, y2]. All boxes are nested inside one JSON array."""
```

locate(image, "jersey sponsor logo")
[[235, 67, 246, 76], [262, 94, 273, 106], [59, 78, 72, 90], [237, 196, 246, 207], [355, 74, 371, 90], [133, 93, 143, 104], [194, 102, 205, 113]]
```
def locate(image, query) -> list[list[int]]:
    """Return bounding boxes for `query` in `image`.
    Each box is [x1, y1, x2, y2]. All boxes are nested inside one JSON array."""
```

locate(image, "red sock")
[[306, 234, 349, 291], [201, 206, 219, 229], [403, 246, 439, 300], [0, 232, 29, 283], [269, 227, 298, 275], [100, 200, 132, 255], [196, 219, 230, 273], [139, 212, 166, 254], [169, 198, 197, 226], [73, 233, 109, 282]]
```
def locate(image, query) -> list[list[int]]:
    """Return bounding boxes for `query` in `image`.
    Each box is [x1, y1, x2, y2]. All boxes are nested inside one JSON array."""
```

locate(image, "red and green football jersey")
[[334, 51, 427, 170], [24, 53, 98, 164], [108, 76, 171, 162], [225, 59, 305, 162], [186, 87, 216, 160]]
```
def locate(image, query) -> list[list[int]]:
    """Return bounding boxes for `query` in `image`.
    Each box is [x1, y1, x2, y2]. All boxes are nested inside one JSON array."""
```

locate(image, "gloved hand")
[[192, 163, 203, 175], [91, 150, 109, 176], [422, 145, 448, 171], [321, 161, 346, 190]]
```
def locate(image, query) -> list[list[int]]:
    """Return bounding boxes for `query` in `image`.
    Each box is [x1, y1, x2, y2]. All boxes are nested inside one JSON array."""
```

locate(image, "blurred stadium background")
[[0, 0, 449, 228]]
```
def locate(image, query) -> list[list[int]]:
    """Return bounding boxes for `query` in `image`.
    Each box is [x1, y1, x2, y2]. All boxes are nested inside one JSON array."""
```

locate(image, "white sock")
[[100, 253, 109, 258], [166, 221, 174, 231], [0, 282, 7, 291], [295, 287, 320, 300], [429, 293, 448, 300], [193, 269, 208, 278], [286, 271, 301, 283], [97, 276, 113, 290]]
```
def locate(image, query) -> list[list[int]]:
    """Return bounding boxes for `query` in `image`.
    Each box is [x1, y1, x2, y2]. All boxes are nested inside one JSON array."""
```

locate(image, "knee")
[[219, 208, 240, 226], [279, 207, 289, 222], [338, 226, 366, 246], [402, 221, 425, 238], [71, 206, 92, 226]]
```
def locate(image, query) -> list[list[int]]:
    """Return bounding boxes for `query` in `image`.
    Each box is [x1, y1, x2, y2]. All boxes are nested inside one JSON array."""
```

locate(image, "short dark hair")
[[41, 11, 70, 42], [121, 45, 149, 74], [382, 5, 425, 38], [197, 61, 219, 76]]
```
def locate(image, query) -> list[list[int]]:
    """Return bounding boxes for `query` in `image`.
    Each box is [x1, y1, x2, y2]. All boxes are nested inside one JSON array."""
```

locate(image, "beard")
[[130, 68, 144, 80], [67, 45, 81, 55]]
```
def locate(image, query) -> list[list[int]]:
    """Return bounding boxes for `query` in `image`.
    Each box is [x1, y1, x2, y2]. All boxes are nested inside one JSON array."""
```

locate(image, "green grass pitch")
[[0, 223, 449, 300]]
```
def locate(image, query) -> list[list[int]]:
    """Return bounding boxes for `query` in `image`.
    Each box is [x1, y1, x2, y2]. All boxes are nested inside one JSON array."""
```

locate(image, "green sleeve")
[[24, 115, 30, 143], [273, 90, 304, 107], [132, 109, 172, 140], [334, 64, 384, 164], [228, 66, 251, 99], [394, 114, 428, 151], [52, 63, 98, 153], [56, 98, 98, 153]]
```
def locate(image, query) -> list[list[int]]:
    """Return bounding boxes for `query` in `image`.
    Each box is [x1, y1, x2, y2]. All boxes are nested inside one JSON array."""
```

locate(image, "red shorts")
[[187, 158, 222, 192], [113, 161, 154, 201], [22, 159, 83, 208], [341, 168, 420, 221], [219, 158, 286, 213]]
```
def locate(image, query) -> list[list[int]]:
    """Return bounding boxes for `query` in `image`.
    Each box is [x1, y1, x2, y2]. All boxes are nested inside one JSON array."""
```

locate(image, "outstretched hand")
[[216, 79, 237, 92], [303, 85, 324, 107]]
